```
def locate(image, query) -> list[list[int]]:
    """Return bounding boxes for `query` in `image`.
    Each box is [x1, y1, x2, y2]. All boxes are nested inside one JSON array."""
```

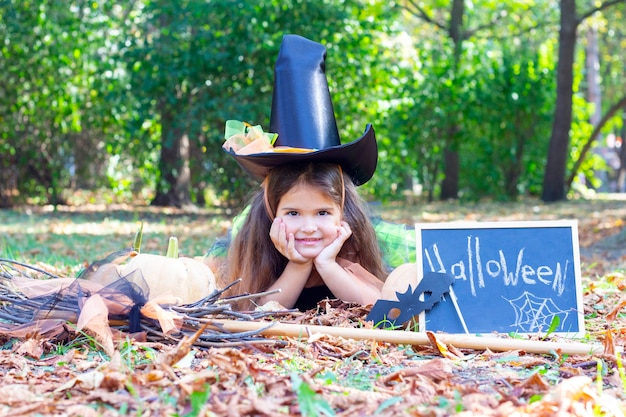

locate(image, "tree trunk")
[[541, 0, 578, 202], [439, 0, 465, 200], [566, 96, 626, 188], [440, 146, 460, 200], [0, 155, 17, 208], [150, 8, 192, 209], [504, 120, 527, 200], [618, 112, 626, 192], [617, 142, 626, 192], [585, 27, 602, 127], [151, 98, 192, 208], [73, 130, 107, 190]]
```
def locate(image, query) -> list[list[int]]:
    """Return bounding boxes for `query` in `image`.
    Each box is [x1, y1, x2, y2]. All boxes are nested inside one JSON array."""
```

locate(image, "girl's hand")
[[314, 221, 352, 267], [269, 218, 310, 264]]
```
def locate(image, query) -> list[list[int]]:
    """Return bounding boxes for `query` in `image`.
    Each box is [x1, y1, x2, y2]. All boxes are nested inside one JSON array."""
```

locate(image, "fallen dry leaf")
[[0, 384, 42, 405], [2, 201, 626, 416], [426, 330, 464, 360], [14, 338, 44, 360]]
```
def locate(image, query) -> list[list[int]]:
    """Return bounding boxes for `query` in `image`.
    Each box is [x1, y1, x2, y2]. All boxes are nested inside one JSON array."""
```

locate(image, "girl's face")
[[275, 183, 342, 259]]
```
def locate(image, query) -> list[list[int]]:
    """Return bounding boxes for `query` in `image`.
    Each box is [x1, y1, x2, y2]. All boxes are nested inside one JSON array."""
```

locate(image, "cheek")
[[278, 216, 299, 234], [321, 218, 341, 234]]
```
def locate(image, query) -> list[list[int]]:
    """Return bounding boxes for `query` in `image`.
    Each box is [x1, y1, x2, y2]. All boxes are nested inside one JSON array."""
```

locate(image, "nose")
[[300, 216, 317, 233]]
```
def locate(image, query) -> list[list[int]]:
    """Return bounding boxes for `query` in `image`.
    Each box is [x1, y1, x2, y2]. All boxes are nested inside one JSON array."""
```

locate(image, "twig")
[[0, 259, 61, 279], [0, 258, 297, 348], [217, 288, 282, 304]]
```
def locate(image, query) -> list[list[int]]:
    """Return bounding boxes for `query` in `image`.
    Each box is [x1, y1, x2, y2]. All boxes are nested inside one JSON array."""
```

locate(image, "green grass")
[[0, 205, 232, 272], [2, 195, 625, 278]]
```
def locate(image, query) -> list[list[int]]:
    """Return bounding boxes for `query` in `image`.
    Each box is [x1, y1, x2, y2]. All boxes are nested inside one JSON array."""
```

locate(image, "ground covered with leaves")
[[1, 196, 626, 416]]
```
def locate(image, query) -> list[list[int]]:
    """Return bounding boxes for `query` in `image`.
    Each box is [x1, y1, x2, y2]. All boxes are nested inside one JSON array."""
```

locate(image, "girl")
[[219, 34, 391, 310], [224, 162, 387, 310]]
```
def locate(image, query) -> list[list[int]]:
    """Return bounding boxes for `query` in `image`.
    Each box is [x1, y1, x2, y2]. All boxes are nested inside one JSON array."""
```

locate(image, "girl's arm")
[[257, 260, 312, 308], [314, 221, 383, 305], [315, 259, 382, 305]]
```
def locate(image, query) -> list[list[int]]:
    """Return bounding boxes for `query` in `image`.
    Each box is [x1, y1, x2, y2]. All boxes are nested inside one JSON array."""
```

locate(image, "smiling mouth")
[[296, 238, 322, 245]]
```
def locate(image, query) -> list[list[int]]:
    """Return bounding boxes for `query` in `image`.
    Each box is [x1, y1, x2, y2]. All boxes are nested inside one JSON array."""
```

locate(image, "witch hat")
[[223, 34, 378, 186]]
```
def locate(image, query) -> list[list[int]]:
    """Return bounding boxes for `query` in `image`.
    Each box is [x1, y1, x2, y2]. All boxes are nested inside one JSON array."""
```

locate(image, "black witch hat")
[[223, 34, 378, 186]]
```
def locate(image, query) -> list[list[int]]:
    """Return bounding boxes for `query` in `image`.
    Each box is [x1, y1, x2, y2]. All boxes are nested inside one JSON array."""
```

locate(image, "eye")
[[286, 210, 299, 216], [318, 210, 331, 216]]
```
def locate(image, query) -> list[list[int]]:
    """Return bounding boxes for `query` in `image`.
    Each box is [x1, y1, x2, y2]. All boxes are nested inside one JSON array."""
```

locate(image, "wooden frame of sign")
[[415, 220, 584, 337]]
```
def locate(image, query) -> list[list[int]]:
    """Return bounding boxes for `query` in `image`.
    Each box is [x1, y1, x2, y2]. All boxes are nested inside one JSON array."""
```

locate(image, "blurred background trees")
[[1, 0, 625, 209]]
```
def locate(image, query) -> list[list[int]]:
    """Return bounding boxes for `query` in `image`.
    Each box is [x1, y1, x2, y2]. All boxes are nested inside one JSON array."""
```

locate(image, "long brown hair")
[[224, 162, 387, 308]]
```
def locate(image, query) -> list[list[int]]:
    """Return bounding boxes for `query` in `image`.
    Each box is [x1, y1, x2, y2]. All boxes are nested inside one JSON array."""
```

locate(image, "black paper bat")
[[367, 271, 455, 328]]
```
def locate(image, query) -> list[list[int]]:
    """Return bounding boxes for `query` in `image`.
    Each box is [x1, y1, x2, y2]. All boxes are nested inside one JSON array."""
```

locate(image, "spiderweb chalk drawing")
[[505, 291, 569, 333]]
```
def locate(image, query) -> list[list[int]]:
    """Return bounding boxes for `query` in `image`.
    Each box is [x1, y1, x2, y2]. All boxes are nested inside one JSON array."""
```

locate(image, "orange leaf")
[[426, 331, 462, 360], [76, 294, 114, 357], [603, 329, 615, 356], [606, 298, 626, 322], [140, 298, 183, 335], [0, 319, 68, 339], [518, 371, 551, 392], [607, 272, 626, 291]]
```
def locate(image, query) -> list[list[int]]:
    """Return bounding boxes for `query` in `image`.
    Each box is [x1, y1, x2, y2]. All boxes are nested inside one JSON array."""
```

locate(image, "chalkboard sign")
[[416, 220, 584, 336]]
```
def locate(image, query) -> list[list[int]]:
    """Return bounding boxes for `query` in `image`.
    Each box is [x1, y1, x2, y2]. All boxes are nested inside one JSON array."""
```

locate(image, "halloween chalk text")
[[423, 235, 569, 297]]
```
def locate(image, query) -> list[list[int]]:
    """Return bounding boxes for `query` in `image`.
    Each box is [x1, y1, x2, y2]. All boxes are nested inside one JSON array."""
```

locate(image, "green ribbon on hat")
[[224, 120, 278, 145]]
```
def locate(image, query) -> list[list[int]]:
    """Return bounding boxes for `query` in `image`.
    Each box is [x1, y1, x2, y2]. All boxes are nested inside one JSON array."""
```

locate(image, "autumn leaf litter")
[[1, 200, 626, 416]]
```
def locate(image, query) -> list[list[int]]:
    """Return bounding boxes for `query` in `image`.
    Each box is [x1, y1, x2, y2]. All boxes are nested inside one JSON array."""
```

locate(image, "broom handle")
[[213, 319, 603, 356]]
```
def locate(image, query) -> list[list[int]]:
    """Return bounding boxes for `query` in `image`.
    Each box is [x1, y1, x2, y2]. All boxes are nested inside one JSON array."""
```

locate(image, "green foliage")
[[2, 0, 625, 206], [616, 352, 626, 395], [51, 330, 110, 360], [291, 372, 335, 417], [378, 38, 462, 201], [316, 361, 380, 392], [461, 39, 556, 200], [375, 396, 404, 414], [437, 390, 465, 413], [370, 1, 563, 202], [119, 338, 158, 369], [117, 0, 401, 205], [177, 384, 211, 417], [0, 0, 137, 205], [544, 315, 561, 338]]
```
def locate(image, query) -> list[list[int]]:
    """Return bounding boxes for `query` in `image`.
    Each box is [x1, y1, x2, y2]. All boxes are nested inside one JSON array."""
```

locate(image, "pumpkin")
[[121, 237, 217, 304], [381, 263, 418, 301]]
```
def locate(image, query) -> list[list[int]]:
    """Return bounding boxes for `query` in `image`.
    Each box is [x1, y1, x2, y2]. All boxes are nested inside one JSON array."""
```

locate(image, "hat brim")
[[226, 124, 377, 186]]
